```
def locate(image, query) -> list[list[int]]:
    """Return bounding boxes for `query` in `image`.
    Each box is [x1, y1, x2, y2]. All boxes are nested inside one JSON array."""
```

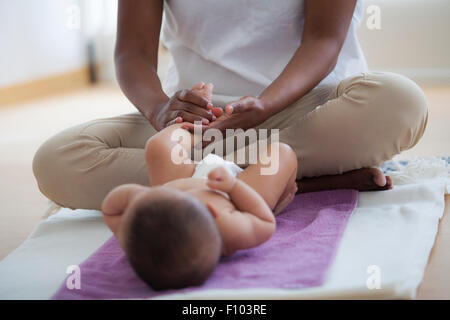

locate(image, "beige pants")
[[33, 72, 428, 210]]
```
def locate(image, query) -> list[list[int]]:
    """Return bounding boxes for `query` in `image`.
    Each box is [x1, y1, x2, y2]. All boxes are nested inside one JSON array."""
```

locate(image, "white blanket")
[[0, 160, 448, 299]]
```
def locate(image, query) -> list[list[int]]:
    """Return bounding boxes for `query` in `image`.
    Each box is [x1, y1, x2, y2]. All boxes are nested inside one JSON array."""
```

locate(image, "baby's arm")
[[208, 169, 274, 223], [101, 184, 146, 235], [207, 167, 275, 250]]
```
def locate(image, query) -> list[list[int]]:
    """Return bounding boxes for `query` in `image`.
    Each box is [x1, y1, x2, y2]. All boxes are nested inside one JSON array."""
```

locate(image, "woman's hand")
[[182, 95, 268, 134], [151, 89, 216, 131], [213, 96, 268, 132]]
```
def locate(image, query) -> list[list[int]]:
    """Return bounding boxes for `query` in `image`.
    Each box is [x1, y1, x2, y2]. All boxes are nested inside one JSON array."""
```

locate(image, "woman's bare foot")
[[297, 167, 393, 193]]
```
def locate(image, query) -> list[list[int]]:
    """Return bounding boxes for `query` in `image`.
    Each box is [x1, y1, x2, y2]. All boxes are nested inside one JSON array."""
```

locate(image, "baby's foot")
[[191, 82, 213, 102], [191, 82, 223, 118]]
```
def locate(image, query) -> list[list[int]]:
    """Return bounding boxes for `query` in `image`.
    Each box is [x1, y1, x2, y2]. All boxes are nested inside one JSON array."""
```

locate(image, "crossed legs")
[[32, 72, 428, 210]]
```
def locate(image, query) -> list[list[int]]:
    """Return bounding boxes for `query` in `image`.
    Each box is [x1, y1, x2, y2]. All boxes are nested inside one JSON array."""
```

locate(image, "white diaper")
[[192, 153, 243, 179]]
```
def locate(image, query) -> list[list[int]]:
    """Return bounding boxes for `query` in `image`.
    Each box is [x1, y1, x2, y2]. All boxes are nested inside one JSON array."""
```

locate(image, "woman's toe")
[[386, 176, 393, 189], [370, 168, 387, 187]]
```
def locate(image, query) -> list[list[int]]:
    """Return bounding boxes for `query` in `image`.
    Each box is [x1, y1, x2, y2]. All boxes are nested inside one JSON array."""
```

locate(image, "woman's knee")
[[359, 72, 428, 150], [375, 73, 428, 150], [32, 122, 108, 209], [33, 126, 87, 208], [370, 72, 426, 113], [33, 130, 71, 207], [34, 115, 154, 209]]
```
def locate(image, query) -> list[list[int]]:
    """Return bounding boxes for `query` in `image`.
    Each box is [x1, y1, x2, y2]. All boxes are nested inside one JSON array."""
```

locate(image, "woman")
[[33, 0, 427, 210]]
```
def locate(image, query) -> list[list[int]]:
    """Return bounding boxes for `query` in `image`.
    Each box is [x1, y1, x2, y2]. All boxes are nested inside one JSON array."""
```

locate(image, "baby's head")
[[121, 187, 221, 290]]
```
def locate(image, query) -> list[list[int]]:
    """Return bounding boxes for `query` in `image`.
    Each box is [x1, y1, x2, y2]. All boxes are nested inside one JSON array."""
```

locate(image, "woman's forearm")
[[115, 51, 169, 123], [258, 37, 341, 118], [115, 0, 167, 124], [259, 0, 356, 118]]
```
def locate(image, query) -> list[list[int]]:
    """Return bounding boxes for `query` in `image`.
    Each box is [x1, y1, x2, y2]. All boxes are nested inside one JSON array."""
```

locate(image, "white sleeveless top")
[[161, 0, 368, 107]]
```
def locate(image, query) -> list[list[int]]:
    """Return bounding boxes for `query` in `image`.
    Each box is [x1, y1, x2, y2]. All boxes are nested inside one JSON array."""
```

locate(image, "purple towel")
[[53, 190, 357, 300]]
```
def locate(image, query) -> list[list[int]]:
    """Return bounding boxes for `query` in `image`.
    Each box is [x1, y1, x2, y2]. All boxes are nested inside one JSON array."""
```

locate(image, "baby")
[[101, 83, 298, 290]]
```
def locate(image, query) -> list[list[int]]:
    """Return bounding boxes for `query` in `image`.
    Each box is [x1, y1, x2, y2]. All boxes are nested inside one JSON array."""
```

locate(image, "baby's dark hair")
[[124, 195, 221, 290]]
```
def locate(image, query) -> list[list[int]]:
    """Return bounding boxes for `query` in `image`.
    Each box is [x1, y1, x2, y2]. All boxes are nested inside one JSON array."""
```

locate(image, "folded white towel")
[[0, 157, 448, 299], [384, 156, 449, 187]]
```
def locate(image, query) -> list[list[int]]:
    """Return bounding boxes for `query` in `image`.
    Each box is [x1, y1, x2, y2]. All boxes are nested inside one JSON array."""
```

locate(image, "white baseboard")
[[375, 68, 450, 85]]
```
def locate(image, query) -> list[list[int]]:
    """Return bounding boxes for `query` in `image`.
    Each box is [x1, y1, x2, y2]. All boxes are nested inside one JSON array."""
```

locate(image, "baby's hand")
[[207, 167, 236, 193]]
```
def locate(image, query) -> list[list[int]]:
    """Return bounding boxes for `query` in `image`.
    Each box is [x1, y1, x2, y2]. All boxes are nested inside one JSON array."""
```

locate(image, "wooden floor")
[[0, 84, 448, 299]]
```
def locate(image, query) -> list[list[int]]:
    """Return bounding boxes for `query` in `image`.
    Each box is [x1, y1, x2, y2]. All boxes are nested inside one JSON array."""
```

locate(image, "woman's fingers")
[[165, 116, 183, 127], [225, 96, 263, 115], [177, 89, 212, 109], [225, 99, 247, 114], [163, 84, 221, 128], [180, 122, 209, 133], [225, 105, 234, 115], [179, 103, 214, 121], [165, 107, 210, 128], [212, 107, 224, 117], [176, 111, 210, 125]]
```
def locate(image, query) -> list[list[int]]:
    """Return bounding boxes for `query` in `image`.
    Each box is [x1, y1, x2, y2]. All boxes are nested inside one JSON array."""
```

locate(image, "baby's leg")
[[273, 168, 298, 215], [145, 123, 196, 185], [237, 142, 297, 212], [146, 82, 214, 185]]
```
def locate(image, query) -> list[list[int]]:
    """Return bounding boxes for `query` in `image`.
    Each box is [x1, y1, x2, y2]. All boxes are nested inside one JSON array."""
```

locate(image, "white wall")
[[81, 0, 118, 82], [1, 0, 449, 88], [0, 0, 86, 88], [357, 0, 450, 84]]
